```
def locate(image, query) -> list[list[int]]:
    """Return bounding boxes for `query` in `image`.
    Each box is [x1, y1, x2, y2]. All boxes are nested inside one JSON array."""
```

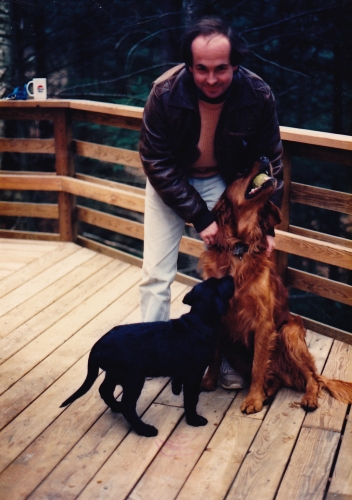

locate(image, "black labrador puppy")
[[61, 276, 234, 437]]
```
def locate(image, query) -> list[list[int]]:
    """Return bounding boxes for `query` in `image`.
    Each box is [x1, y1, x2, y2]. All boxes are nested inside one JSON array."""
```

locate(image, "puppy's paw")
[[110, 401, 122, 413], [301, 395, 319, 412], [240, 397, 263, 414], [136, 423, 158, 437], [186, 414, 208, 427], [172, 379, 182, 396]]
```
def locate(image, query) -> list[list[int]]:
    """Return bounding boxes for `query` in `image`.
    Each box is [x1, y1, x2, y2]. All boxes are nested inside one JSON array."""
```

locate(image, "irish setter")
[[200, 157, 352, 414]]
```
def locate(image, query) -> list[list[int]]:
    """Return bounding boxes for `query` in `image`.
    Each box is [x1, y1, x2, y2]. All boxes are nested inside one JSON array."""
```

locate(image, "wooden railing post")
[[53, 108, 77, 241], [274, 148, 292, 284]]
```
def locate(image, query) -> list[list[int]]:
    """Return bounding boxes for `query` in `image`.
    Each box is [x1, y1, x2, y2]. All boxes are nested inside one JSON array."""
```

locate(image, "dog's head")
[[228, 157, 277, 207], [183, 275, 234, 317], [214, 157, 281, 246]]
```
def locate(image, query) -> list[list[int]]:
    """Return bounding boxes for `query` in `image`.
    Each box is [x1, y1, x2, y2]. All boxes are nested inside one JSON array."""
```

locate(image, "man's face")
[[189, 34, 237, 99]]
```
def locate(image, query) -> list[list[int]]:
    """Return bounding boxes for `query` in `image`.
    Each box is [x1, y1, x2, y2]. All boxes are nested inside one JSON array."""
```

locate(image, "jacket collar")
[[168, 66, 259, 112]]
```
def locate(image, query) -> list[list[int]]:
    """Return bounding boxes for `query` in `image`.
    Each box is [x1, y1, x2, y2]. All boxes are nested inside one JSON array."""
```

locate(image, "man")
[[139, 17, 283, 389]]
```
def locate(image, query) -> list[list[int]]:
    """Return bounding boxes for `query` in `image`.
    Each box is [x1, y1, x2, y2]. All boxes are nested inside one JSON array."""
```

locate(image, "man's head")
[[181, 17, 247, 100]]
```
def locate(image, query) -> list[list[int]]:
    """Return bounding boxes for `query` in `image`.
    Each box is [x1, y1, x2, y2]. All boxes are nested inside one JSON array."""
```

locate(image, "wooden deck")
[[0, 239, 351, 500]]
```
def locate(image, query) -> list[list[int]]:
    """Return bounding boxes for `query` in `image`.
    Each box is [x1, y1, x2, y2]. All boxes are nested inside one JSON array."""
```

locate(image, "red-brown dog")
[[200, 157, 352, 414]]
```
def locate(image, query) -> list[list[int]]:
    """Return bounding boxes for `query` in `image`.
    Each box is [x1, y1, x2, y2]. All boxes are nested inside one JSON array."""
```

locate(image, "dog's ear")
[[214, 192, 233, 226], [213, 192, 236, 246], [261, 201, 281, 230], [183, 287, 197, 306]]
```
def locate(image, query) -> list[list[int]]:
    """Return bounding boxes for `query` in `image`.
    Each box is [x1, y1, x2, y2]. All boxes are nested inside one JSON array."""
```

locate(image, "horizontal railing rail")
[[0, 99, 351, 342]]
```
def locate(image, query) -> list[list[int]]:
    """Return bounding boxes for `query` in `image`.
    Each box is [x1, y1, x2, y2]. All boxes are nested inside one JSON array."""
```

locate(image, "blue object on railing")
[[4, 85, 28, 100]]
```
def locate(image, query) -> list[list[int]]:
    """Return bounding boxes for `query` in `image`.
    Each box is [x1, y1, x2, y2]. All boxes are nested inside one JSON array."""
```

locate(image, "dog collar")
[[231, 242, 249, 259]]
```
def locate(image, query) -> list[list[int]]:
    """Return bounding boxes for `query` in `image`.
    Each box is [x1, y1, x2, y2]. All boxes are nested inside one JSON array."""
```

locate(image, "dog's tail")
[[318, 375, 352, 404], [60, 354, 99, 408]]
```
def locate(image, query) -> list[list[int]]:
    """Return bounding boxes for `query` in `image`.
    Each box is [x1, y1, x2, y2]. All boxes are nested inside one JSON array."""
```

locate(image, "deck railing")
[[0, 99, 351, 343]]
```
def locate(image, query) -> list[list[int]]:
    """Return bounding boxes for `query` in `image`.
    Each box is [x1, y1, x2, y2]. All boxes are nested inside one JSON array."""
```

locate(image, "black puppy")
[[60, 276, 234, 437]]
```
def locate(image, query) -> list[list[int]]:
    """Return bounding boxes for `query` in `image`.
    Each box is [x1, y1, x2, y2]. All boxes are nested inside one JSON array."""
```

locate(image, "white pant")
[[140, 175, 227, 322]]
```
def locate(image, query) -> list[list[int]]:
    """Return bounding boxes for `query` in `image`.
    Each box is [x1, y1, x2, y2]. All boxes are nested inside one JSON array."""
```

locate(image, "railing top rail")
[[280, 126, 352, 150], [1, 99, 352, 150], [0, 99, 144, 118]]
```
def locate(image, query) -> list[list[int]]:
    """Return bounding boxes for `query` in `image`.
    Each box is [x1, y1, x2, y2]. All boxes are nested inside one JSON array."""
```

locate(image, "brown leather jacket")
[[139, 64, 283, 233]]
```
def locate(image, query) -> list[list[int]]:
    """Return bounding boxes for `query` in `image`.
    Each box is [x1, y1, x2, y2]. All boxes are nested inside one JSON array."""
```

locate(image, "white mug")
[[26, 78, 47, 100]]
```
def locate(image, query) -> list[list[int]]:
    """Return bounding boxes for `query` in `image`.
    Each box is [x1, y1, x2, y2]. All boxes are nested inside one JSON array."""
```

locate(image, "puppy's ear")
[[262, 201, 281, 229], [214, 296, 228, 316], [183, 287, 196, 305]]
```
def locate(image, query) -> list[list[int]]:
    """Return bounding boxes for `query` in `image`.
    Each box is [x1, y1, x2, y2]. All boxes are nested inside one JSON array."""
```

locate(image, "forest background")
[[0, 0, 351, 331]]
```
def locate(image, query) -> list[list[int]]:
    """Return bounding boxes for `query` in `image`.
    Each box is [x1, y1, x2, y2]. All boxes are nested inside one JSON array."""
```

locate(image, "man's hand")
[[266, 235, 275, 256], [200, 221, 219, 246]]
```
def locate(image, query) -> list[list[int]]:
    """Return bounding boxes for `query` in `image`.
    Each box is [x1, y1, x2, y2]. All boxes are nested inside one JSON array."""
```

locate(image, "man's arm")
[[139, 88, 216, 233]]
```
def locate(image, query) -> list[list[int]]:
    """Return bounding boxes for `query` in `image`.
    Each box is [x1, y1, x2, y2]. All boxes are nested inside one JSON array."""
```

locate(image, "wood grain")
[[291, 182, 352, 214], [275, 229, 352, 270], [0, 201, 58, 219], [0, 138, 55, 154], [275, 427, 340, 500], [75, 140, 142, 168], [327, 411, 352, 499], [287, 267, 352, 306]]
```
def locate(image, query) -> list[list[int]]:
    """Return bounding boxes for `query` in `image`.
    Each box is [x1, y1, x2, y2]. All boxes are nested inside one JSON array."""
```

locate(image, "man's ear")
[[188, 66, 194, 73]]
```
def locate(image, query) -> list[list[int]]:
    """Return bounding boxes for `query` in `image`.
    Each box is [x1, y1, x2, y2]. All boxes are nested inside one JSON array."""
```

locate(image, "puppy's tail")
[[60, 355, 99, 408], [318, 375, 352, 404]]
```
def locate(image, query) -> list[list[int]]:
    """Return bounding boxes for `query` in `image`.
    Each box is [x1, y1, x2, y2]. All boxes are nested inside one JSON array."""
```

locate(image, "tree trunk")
[[0, 0, 12, 168], [0, 0, 12, 98], [182, 0, 200, 27]]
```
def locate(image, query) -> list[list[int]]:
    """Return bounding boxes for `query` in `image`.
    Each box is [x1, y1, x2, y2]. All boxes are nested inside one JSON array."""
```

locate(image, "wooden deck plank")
[[0, 248, 52, 264], [0, 238, 59, 248], [125, 389, 235, 500], [0, 277, 142, 473], [326, 410, 352, 499], [0, 247, 95, 318], [0, 269, 13, 279], [0, 265, 140, 401], [225, 387, 310, 500], [0, 242, 78, 301], [0, 263, 136, 431], [176, 397, 262, 500], [0, 241, 67, 297], [224, 330, 336, 500], [0, 257, 124, 364], [275, 427, 340, 500], [0, 247, 98, 338], [29, 388, 178, 500], [303, 339, 352, 432], [75, 404, 183, 500], [1, 379, 172, 500]]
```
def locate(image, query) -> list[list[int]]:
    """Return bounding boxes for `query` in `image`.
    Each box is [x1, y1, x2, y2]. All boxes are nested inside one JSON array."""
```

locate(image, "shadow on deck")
[[0, 239, 351, 500]]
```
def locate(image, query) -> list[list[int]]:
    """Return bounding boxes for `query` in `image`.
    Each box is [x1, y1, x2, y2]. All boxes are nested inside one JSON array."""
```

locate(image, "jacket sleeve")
[[139, 87, 216, 233]]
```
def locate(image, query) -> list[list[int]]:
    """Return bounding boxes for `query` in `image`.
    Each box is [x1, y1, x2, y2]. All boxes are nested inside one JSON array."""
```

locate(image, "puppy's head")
[[183, 276, 234, 316]]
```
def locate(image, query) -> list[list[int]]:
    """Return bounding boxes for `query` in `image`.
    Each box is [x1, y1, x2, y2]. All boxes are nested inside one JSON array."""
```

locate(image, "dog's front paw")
[[240, 397, 263, 414], [300, 394, 319, 412], [135, 423, 158, 437], [186, 414, 208, 427], [201, 376, 216, 392]]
